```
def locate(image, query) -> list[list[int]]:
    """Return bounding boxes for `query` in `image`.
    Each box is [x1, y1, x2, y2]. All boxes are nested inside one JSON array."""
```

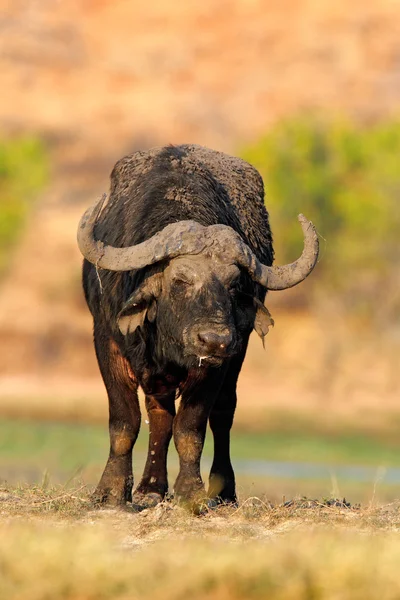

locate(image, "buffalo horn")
[[77, 196, 318, 290], [236, 214, 319, 290], [78, 196, 210, 270]]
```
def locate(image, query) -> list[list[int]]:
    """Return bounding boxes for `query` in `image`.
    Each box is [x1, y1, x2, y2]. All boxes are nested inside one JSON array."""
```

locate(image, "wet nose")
[[198, 331, 233, 353]]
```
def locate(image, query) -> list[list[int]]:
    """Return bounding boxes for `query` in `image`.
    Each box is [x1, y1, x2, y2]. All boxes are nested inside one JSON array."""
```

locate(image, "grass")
[[2, 531, 397, 600], [228, 429, 400, 466], [2, 418, 400, 503], [2, 487, 400, 599], [2, 418, 400, 596], [2, 417, 400, 469]]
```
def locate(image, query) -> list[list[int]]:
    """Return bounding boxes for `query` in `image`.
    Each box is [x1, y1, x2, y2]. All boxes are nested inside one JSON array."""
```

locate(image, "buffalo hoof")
[[174, 490, 210, 515], [93, 474, 133, 507], [192, 497, 238, 515], [210, 495, 238, 508], [92, 487, 128, 507], [131, 491, 164, 512], [173, 494, 238, 515]]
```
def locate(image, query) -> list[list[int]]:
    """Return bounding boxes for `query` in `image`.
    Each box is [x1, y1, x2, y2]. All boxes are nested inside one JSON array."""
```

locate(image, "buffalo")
[[77, 144, 318, 510]]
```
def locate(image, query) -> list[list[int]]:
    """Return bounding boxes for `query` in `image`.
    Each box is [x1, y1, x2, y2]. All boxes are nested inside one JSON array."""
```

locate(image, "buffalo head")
[[78, 195, 318, 366]]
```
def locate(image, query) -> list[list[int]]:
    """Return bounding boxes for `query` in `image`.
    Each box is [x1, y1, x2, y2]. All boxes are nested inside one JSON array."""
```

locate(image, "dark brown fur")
[[82, 145, 274, 509]]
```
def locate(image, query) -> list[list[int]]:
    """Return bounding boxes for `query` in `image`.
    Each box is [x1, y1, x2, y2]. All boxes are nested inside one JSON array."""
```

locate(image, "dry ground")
[[2, 486, 400, 599]]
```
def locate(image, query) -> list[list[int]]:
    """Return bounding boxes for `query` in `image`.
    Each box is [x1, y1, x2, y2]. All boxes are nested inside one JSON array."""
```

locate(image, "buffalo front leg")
[[208, 349, 247, 505], [94, 333, 141, 506], [208, 392, 237, 504], [132, 394, 175, 510], [173, 370, 225, 509]]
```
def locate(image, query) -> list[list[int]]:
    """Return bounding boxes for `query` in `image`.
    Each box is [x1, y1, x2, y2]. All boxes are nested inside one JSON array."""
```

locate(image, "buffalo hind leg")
[[132, 394, 175, 510], [173, 370, 225, 511], [94, 332, 141, 506], [208, 349, 248, 505]]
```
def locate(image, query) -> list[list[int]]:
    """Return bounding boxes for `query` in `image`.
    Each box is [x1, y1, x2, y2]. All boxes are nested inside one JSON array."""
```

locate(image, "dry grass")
[[2, 486, 400, 599], [0, 483, 390, 526]]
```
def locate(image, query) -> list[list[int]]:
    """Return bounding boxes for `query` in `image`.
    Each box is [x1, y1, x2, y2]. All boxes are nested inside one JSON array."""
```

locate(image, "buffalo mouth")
[[197, 355, 227, 368], [182, 353, 228, 369]]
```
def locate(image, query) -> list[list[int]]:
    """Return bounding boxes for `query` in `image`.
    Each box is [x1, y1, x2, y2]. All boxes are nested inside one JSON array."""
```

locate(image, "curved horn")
[[78, 197, 318, 290], [77, 195, 210, 270], [236, 214, 319, 290]]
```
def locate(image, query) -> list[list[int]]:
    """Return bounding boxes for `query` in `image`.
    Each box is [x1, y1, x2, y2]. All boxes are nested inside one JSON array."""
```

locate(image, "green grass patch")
[[2, 418, 400, 503], [2, 418, 400, 475], [226, 430, 400, 467]]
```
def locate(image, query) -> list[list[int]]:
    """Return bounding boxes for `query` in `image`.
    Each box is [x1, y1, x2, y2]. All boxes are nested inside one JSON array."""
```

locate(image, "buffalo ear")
[[117, 272, 162, 335], [146, 299, 157, 323], [253, 298, 274, 347], [118, 301, 148, 335]]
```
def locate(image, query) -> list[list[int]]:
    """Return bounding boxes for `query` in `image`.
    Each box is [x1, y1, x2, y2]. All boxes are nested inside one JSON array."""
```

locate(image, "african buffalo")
[[77, 144, 318, 510]]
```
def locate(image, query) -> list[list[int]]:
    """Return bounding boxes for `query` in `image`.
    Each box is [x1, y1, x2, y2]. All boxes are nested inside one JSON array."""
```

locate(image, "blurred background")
[[1, 0, 400, 503]]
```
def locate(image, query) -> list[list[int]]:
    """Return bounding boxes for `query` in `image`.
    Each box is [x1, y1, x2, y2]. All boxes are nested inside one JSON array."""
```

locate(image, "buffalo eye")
[[225, 266, 240, 290], [173, 275, 193, 289]]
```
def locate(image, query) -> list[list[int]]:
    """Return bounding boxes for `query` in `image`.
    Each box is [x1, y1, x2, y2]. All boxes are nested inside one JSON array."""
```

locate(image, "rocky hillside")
[[1, 0, 400, 160]]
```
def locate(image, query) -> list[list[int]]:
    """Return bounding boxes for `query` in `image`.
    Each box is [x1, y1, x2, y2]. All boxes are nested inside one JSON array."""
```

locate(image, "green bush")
[[0, 137, 48, 276], [241, 117, 400, 315]]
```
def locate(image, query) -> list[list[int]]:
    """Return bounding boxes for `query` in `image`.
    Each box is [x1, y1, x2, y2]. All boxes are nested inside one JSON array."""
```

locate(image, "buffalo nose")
[[198, 331, 233, 353]]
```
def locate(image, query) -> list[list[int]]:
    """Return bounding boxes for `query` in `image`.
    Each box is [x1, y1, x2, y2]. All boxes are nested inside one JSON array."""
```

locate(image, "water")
[[231, 458, 397, 484], [2, 458, 399, 488]]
